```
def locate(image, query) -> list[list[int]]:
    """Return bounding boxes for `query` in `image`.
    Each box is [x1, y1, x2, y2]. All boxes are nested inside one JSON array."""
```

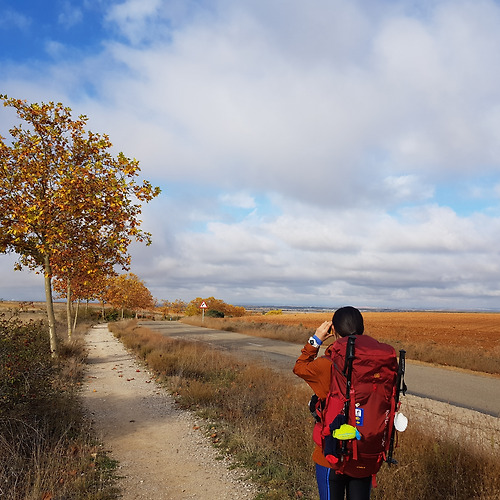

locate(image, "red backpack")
[[312, 335, 405, 479]]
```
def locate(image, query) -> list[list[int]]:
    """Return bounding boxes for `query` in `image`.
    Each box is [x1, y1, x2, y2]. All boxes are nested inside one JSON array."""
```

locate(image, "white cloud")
[[84, 0, 500, 204], [58, 3, 83, 28], [2, 0, 500, 309], [382, 175, 434, 203], [124, 193, 500, 309], [370, 1, 500, 174], [105, 0, 167, 44], [0, 9, 31, 30], [45, 40, 66, 59], [219, 192, 256, 210]]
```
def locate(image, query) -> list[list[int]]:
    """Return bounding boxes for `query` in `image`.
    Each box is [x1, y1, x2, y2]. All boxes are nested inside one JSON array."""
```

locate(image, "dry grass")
[[372, 420, 500, 500], [0, 314, 119, 499], [111, 320, 500, 500], [183, 312, 500, 374]]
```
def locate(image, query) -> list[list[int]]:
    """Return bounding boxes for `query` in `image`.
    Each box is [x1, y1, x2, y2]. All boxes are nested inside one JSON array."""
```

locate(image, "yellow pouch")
[[332, 424, 361, 440]]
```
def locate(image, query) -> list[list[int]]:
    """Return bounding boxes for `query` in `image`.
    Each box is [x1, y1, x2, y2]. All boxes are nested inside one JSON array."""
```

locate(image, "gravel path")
[[81, 324, 258, 500]]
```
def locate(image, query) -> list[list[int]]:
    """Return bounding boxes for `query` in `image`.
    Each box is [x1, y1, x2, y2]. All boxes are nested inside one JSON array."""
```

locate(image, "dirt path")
[[81, 324, 258, 500]]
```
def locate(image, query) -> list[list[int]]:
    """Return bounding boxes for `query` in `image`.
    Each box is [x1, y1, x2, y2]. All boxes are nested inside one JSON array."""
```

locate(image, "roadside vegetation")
[[110, 319, 500, 500], [0, 313, 119, 500], [181, 313, 500, 375]]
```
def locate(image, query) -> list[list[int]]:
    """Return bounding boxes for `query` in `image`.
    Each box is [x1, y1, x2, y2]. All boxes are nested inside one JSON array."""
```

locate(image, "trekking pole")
[[387, 349, 407, 466], [341, 336, 356, 455]]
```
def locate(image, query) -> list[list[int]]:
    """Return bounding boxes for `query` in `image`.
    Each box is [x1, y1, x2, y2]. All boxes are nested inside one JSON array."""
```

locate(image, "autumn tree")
[[159, 299, 186, 318], [159, 300, 172, 318], [185, 297, 246, 317], [0, 96, 160, 354], [105, 273, 155, 320], [53, 265, 113, 338], [171, 299, 187, 314]]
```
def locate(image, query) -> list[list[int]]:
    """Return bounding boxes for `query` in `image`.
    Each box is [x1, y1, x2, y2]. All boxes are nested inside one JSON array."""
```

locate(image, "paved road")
[[139, 321, 500, 418]]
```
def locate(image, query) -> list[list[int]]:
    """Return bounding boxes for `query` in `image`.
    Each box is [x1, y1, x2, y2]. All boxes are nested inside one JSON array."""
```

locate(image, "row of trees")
[[127, 296, 248, 320], [105, 273, 155, 320], [158, 299, 187, 317], [55, 289, 245, 322], [0, 96, 160, 355], [156, 297, 247, 318], [184, 297, 246, 317], [53, 272, 156, 324]]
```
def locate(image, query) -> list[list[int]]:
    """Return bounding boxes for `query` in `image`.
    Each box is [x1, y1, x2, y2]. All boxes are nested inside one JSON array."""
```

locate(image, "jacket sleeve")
[[293, 343, 332, 399]]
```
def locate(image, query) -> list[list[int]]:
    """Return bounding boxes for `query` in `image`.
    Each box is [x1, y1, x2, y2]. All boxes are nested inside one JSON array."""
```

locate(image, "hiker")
[[293, 306, 375, 500]]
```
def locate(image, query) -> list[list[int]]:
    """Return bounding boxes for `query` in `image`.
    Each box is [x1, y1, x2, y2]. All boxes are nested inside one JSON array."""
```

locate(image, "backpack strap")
[[348, 387, 358, 460], [341, 336, 356, 456]]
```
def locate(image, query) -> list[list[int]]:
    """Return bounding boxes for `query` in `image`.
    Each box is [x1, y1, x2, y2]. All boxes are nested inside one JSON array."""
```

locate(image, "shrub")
[[0, 316, 52, 418], [0, 315, 119, 499], [206, 309, 225, 318]]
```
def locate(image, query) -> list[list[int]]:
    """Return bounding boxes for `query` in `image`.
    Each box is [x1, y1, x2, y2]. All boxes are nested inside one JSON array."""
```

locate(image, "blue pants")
[[316, 464, 371, 500]]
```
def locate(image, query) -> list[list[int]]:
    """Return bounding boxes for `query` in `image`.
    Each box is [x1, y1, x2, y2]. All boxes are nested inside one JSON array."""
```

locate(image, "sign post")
[[199, 301, 208, 322]]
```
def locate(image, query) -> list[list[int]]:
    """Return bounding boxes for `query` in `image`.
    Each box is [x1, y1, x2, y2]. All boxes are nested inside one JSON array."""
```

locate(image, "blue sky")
[[1, 0, 500, 310]]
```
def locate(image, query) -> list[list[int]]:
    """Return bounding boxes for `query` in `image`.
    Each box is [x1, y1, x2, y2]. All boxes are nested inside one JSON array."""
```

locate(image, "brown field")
[[199, 311, 500, 374], [238, 311, 499, 351], [0, 300, 63, 313]]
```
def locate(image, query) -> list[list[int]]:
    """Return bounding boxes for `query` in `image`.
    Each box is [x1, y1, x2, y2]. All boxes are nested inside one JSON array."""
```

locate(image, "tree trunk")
[[73, 300, 80, 332], [43, 254, 59, 357], [66, 277, 73, 340]]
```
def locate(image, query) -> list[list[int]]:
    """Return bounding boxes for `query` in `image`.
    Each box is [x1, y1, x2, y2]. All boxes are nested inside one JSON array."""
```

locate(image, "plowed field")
[[226, 312, 500, 374], [238, 311, 499, 350]]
